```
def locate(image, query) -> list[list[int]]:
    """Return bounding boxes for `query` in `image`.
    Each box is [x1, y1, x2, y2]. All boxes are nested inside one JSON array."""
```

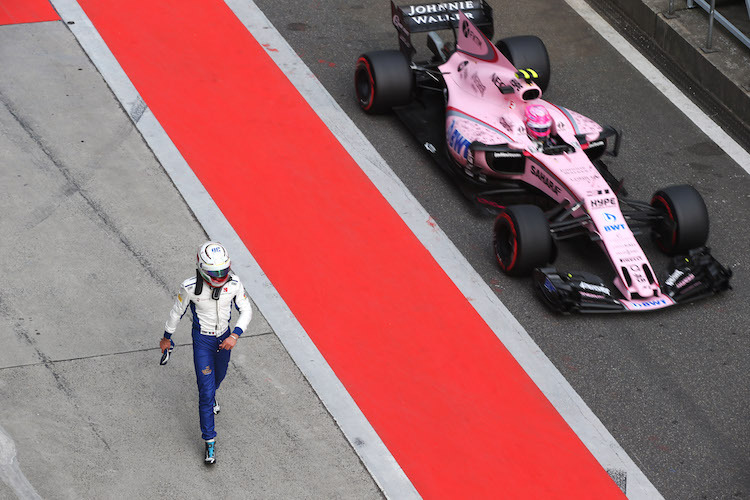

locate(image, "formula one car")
[[354, 1, 731, 313]]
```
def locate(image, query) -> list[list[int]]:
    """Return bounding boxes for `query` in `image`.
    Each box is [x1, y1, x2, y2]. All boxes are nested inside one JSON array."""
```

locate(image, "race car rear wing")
[[391, 0, 494, 58]]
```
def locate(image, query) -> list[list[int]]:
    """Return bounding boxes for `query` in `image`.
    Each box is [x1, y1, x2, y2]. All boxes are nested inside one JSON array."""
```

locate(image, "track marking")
[[563, 0, 750, 174], [0, 425, 41, 500], [0, 0, 58, 25]]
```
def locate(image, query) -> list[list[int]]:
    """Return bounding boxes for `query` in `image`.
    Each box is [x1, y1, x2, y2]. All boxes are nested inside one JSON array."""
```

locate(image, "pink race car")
[[354, 1, 731, 313]]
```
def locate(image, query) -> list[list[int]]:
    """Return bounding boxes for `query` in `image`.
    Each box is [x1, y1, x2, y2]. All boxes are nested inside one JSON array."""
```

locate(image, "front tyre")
[[650, 185, 709, 255], [354, 50, 413, 114], [493, 205, 554, 276]]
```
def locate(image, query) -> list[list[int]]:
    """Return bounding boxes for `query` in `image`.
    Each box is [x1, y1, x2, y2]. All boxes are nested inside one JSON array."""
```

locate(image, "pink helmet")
[[524, 104, 552, 139]]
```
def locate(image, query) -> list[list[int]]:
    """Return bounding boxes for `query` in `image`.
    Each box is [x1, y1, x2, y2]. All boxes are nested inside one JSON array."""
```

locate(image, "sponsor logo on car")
[[405, 2, 479, 24], [619, 256, 643, 263], [392, 14, 407, 34], [461, 19, 482, 44], [498, 117, 513, 132], [471, 73, 486, 96], [406, 1, 477, 16], [604, 224, 625, 232], [629, 298, 668, 309], [530, 165, 561, 195], [491, 73, 505, 91], [589, 197, 617, 209], [448, 120, 472, 159]]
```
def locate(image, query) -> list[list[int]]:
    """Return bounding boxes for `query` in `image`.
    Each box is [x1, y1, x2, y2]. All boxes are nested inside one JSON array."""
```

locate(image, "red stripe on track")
[[78, 1, 624, 497], [0, 0, 57, 25]]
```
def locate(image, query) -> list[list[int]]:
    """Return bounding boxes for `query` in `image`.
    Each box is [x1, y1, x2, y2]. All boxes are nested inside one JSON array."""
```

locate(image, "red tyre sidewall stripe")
[[652, 195, 677, 249], [356, 56, 375, 112], [495, 212, 518, 271]]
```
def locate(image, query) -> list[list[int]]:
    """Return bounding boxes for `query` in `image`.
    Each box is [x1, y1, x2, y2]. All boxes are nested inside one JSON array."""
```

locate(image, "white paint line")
[[226, 0, 661, 498], [48, 0, 418, 498], [563, 0, 750, 174], [0, 425, 42, 500]]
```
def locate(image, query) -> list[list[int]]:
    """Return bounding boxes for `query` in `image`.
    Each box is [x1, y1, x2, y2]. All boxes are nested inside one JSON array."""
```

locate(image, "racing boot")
[[213, 399, 220, 415], [204, 439, 216, 465]]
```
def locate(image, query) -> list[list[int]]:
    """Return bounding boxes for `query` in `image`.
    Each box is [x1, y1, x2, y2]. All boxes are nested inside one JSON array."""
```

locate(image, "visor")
[[529, 123, 551, 133], [528, 124, 551, 137], [205, 268, 230, 280]]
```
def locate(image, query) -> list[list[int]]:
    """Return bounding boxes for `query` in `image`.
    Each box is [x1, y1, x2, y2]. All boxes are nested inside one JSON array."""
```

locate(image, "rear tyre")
[[496, 36, 551, 93], [650, 185, 709, 255], [354, 50, 413, 114], [493, 205, 554, 276]]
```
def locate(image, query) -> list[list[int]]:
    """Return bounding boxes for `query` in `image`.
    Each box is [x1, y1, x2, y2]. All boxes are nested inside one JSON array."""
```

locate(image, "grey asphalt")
[[0, 20, 380, 499], [249, 0, 750, 498]]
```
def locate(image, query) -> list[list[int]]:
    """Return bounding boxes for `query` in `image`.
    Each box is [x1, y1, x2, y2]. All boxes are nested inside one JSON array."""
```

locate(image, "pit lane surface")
[[248, 0, 750, 498]]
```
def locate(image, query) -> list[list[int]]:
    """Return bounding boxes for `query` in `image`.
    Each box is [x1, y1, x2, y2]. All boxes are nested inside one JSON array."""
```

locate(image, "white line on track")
[[50, 0, 663, 497], [0, 425, 41, 500], [564, 0, 750, 174]]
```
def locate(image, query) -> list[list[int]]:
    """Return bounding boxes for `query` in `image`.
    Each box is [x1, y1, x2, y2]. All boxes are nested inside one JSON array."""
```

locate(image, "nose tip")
[[637, 282, 655, 298]]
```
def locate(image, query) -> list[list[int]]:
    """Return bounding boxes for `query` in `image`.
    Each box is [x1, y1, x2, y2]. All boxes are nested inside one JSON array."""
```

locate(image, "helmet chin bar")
[[195, 270, 228, 300]]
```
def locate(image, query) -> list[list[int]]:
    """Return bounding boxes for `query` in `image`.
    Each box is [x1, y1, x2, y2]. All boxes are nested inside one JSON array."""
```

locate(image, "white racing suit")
[[164, 273, 252, 440]]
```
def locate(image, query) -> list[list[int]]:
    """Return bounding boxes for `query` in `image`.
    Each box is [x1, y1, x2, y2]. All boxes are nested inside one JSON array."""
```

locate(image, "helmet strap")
[[195, 269, 204, 295], [211, 286, 222, 300]]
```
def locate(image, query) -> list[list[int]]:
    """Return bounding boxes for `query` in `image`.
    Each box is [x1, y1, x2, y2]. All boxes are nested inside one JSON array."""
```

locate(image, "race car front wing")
[[533, 247, 732, 314]]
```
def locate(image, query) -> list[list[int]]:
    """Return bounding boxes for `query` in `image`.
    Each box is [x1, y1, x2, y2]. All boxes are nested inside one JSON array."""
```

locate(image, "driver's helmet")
[[524, 104, 553, 140], [197, 241, 231, 288]]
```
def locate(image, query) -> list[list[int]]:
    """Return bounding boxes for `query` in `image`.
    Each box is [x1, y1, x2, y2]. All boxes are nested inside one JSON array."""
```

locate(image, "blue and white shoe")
[[213, 400, 220, 415], [204, 439, 216, 465]]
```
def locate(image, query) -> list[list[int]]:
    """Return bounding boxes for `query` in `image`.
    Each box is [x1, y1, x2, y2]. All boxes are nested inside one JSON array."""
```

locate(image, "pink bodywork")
[[443, 12, 672, 311]]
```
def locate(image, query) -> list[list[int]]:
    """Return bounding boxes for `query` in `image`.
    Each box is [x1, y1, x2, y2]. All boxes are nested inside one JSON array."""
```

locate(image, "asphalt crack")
[[0, 294, 111, 452], [0, 90, 172, 293]]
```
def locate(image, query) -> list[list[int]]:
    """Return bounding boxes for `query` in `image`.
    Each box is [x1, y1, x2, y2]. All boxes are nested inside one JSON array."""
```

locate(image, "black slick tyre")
[[650, 184, 709, 255], [493, 205, 553, 276], [496, 36, 551, 93], [354, 50, 413, 114]]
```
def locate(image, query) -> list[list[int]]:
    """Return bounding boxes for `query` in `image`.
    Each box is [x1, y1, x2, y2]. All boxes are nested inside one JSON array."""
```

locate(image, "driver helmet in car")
[[524, 104, 553, 140]]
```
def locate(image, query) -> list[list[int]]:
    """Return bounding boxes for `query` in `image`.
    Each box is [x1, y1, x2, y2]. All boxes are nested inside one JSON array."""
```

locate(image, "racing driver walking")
[[160, 241, 252, 464]]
